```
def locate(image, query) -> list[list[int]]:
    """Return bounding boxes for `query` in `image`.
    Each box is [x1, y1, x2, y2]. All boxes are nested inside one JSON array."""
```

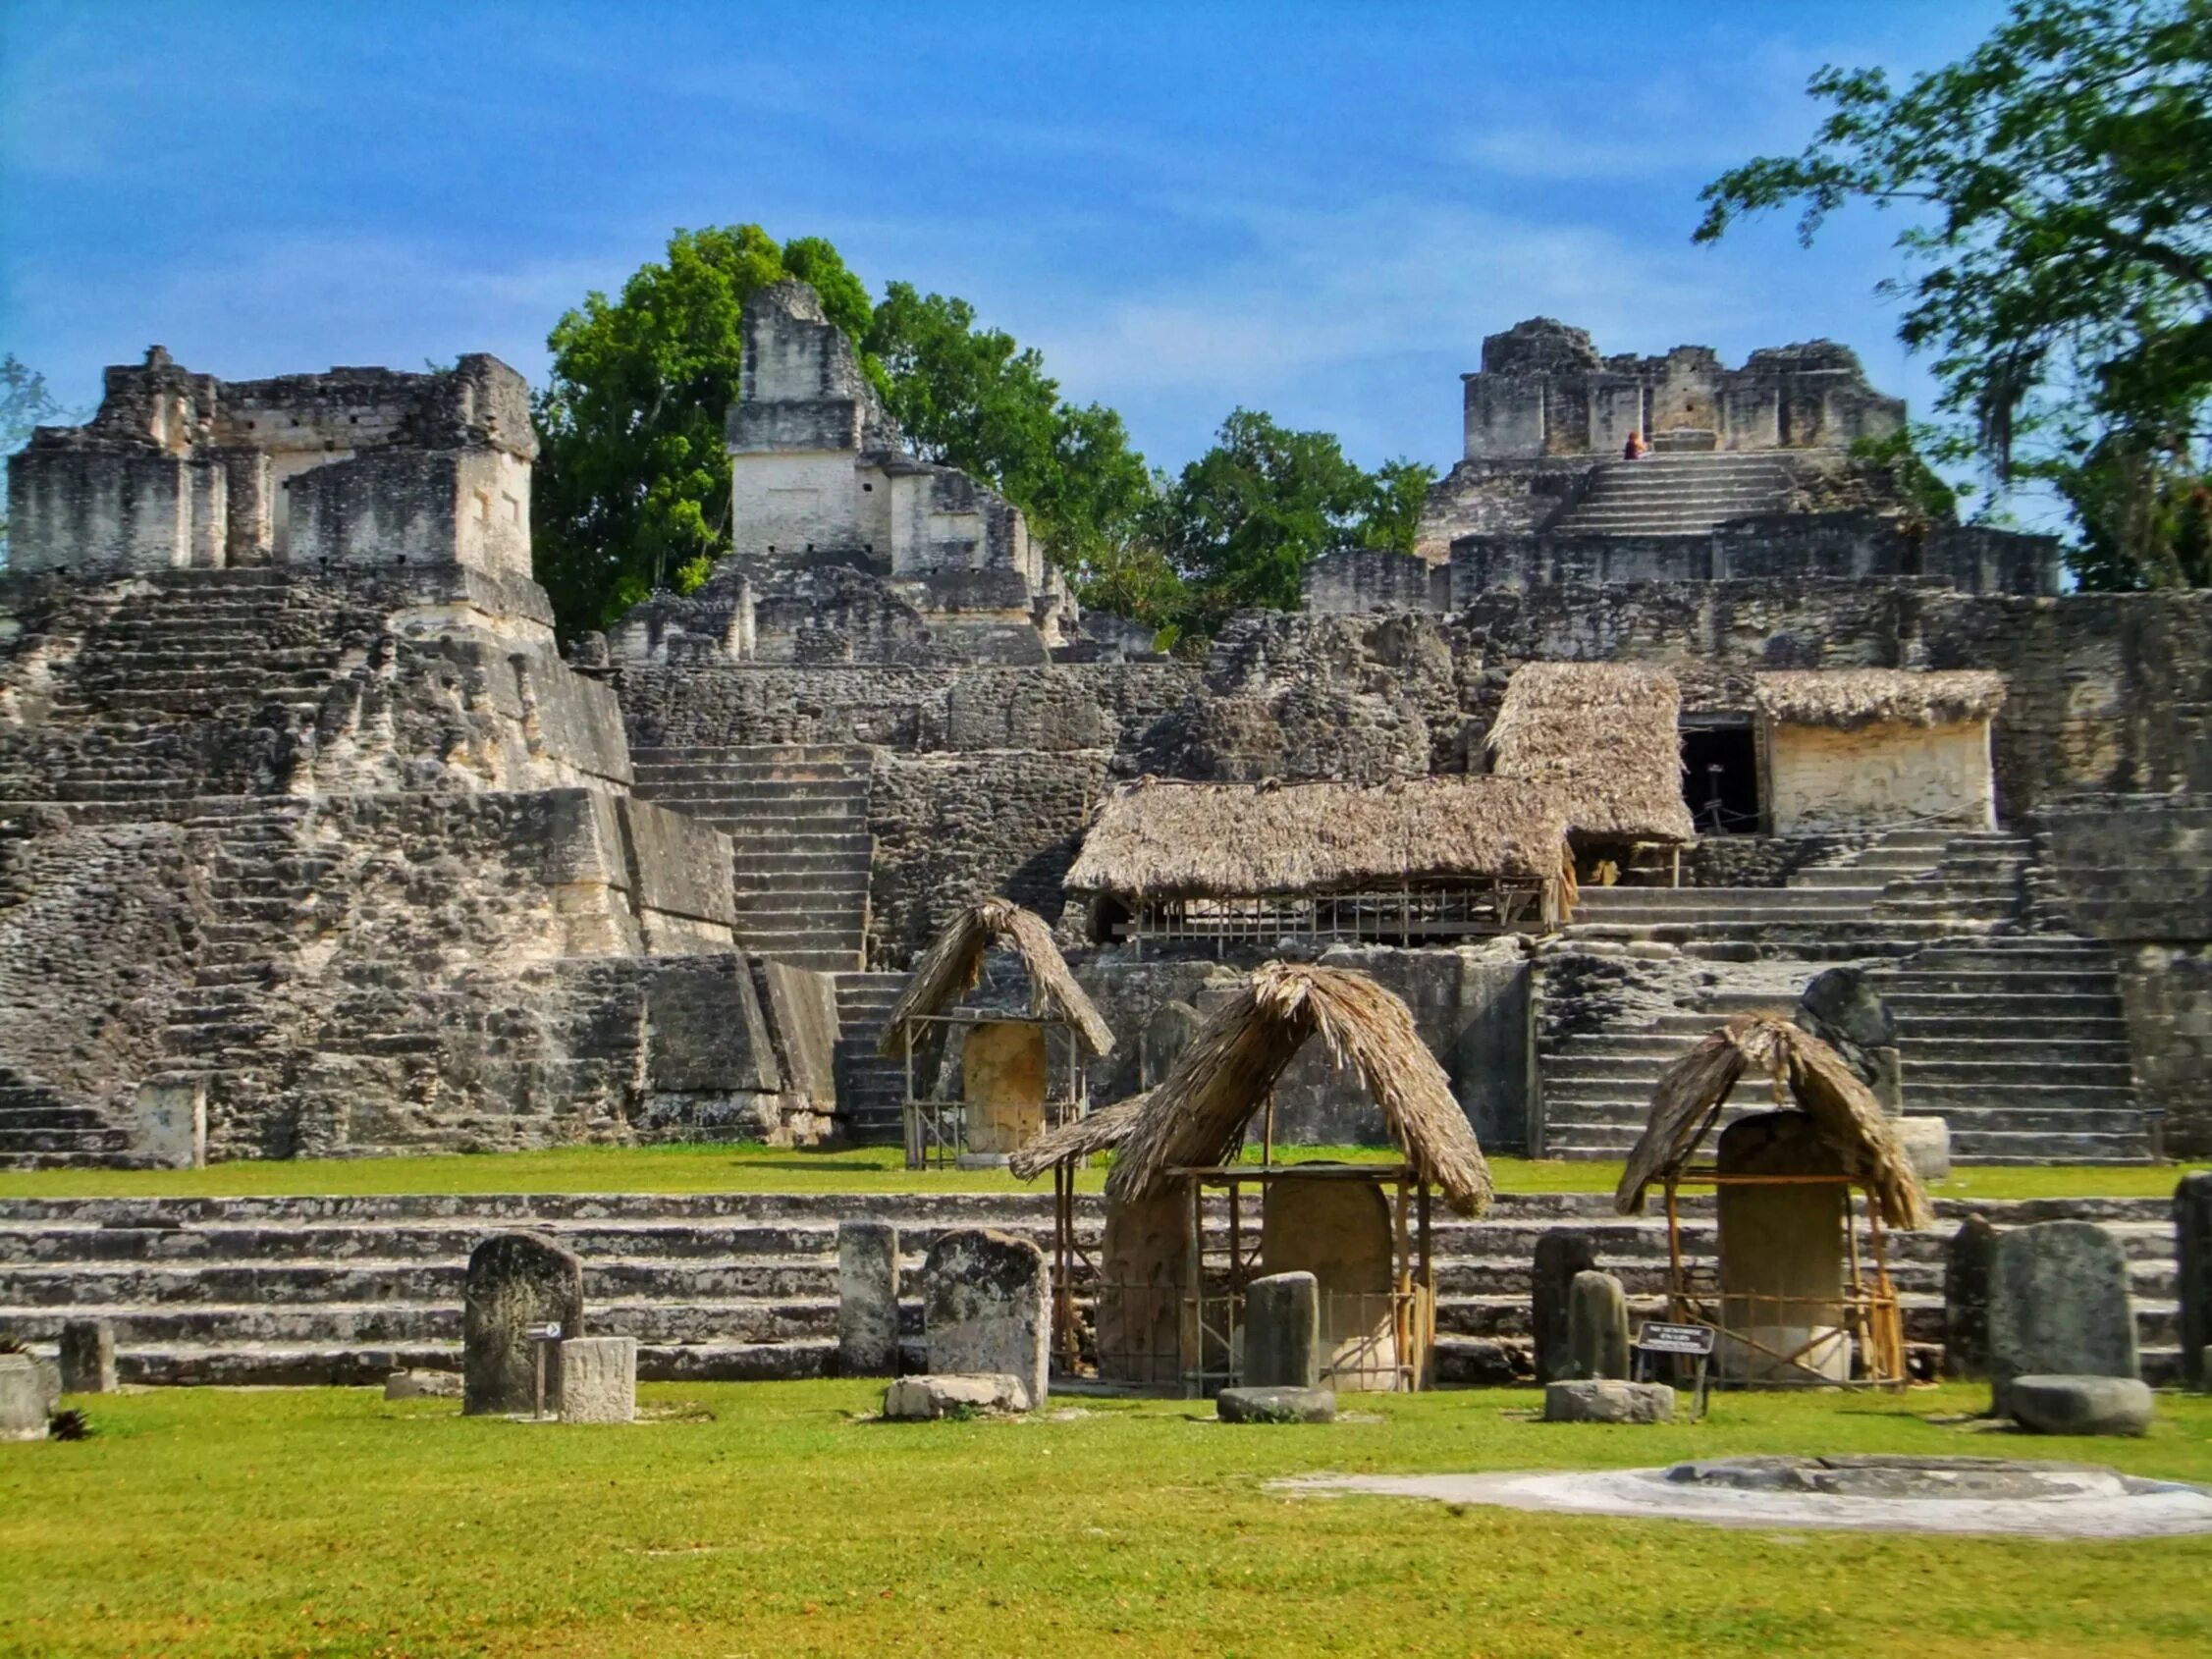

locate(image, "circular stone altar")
[[1277, 1456, 2212, 1539]]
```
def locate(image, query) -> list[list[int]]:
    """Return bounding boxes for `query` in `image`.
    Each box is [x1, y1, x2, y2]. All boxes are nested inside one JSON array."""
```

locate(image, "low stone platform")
[[0, 1189, 2185, 1388]]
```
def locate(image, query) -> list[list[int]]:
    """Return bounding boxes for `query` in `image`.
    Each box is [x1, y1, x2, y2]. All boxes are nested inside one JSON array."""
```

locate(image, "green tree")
[[531, 226, 873, 635], [1695, 0, 2212, 587], [862, 284, 1157, 593], [1, 354, 79, 564], [1155, 408, 1434, 637]]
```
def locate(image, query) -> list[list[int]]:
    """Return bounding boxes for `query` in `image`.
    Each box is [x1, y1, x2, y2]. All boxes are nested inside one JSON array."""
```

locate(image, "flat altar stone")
[[883, 1373, 1027, 1419], [1217, 1385, 1337, 1423], [1544, 1379, 1675, 1423], [384, 1368, 461, 1401], [2009, 1374, 2155, 1437]]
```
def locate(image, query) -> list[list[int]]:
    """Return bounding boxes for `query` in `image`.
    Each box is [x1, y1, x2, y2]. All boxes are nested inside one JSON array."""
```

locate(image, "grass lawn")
[[0, 1143, 2203, 1203], [0, 1381, 2205, 1658]]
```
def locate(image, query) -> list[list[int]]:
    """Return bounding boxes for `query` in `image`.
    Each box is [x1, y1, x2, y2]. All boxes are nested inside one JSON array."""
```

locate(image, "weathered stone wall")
[[866, 750, 1111, 965], [2038, 796, 2212, 1155]]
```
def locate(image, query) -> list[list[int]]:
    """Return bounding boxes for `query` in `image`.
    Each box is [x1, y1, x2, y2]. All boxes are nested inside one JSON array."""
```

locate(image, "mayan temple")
[[2, 294, 2207, 1385]]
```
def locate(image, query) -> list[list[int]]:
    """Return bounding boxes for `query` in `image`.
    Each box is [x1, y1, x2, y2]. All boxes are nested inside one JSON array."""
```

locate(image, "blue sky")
[[1, 0, 2019, 478]]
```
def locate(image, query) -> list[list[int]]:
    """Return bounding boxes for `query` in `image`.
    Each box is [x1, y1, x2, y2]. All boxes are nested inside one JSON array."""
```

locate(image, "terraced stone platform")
[[0, 1189, 2180, 1389]]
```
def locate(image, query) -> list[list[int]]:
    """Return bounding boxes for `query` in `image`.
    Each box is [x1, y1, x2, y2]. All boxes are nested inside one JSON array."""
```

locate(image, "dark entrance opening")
[[1682, 724, 1760, 833]]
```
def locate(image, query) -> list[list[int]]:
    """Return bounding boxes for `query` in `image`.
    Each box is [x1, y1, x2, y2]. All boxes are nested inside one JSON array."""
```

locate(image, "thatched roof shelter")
[[877, 897, 1113, 1059], [1007, 1093, 1148, 1181], [1753, 669, 2007, 731], [1106, 962, 1493, 1216], [1613, 1013, 1932, 1230], [1064, 776, 1569, 901], [1486, 663, 1696, 845]]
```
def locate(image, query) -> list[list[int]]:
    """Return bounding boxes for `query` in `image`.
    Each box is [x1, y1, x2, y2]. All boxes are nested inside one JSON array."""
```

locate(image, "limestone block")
[[1988, 1220, 2138, 1418], [1568, 1269, 1630, 1381], [462, 1231, 585, 1417], [1532, 1231, 1598, 1383], [1243, 1271, 1321, 1390], [0, 1355, 47, 1442], [58, 1320, 116, 1395], [130, 1077, 206, 1169], [1543, 1379, 1676, 1424], [883, 1373, 1027, 1420], [1943, 1213, 1997, 1380], [1216, 1385, 1337, 1424], [837, 1220, 901, 1376], [2008, 1374, 2155, 1437], [384, 1369, 461, 1401], [1894, 1117, 1951, 1185], [553, 1336, 637, 1424], [922, 1228, 1049, 1411], [2178, 1172, 2212, 1392]]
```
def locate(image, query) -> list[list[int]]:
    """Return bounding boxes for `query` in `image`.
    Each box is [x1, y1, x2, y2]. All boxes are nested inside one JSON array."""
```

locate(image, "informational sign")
[[525, 1321, 564, 1341], [1636, 1321, 1715, 1357]]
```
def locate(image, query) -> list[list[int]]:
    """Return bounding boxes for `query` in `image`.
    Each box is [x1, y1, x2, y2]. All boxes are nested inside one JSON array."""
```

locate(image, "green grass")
[[0, 1142, 2202, 1203], [1, 1381, 2205, 1657]]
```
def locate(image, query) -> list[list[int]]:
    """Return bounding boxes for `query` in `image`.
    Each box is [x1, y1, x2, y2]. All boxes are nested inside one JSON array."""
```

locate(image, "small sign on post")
[[1634, 1320, 1715, 1418], [525, 1321, 564, 1419]]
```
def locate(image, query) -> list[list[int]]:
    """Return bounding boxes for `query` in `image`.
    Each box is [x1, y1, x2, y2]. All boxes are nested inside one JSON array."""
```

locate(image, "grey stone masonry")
[[1568, 1270, 1630, 1381], [461, 1232, 584, 1417], [1532, 1231, 1597, 1383], [1243, 1271, 1322, 1389], [1943, 1213, 1998, 1381], [883, 1372, 1026, 1419], [2008, 1374, 2154, 1437], [553, 1336, 636, 1424], [836, 1221, 901, 1375], [1217, 1385, 1336, 1423], [58, 1318, 115, 1394], [1543, 1378, 1674, 1423], [1988, 1221, 2139, 1418], [921, 1227, 1049, 1411], [0, 1189, 2185, 1389], [2179, 1173, 2212, 1391]]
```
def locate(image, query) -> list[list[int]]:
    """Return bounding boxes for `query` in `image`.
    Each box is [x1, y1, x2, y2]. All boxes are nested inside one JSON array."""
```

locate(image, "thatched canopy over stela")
[[1107, 962, 1494, 1216], [878, 897, 1113, 1058], [1007, 1093, 1148, 1181], [1064, 776, 1567, 901], [1614, 1013, 1932, 1230], [1486, 662, 1696, 845]]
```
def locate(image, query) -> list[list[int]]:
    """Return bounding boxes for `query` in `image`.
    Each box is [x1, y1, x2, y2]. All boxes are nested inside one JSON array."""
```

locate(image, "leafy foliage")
[[531, 227, 874, 635], [1, 353, 81, 562], [1154, 408, 1434, 638], [1697, 0, 2212, 587]]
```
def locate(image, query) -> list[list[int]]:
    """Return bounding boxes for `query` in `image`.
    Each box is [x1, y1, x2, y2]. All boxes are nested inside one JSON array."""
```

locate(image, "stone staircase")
[[0, 1065, 131, 1169], [0, 569, 354, 809], [834, 971, 911, 1146], [629, 745, 874, 972], [1540, 830, 2150, 1163], [0, 1189, 2183, 1388], [1549, 452, 1803, 536]]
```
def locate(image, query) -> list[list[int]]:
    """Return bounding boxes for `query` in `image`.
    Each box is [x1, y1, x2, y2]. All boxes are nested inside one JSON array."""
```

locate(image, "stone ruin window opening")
[[1681, 719, 1761, 834]]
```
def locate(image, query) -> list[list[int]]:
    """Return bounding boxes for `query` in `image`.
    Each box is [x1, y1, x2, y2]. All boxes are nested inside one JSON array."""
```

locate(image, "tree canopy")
[[1, 353, 79, 564], [1697, 0, 2212, 587]]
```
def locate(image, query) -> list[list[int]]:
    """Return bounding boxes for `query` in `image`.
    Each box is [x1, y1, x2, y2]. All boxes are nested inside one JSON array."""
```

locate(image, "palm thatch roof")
[[1007, 1094, 1149, 1181], [1063, 776, 1569, 900], [1753, 669, 2008, 730], [876, 897, 1113, 1058], [1486, 662, 1696, 845], [1613, 1013, 1932, 1230], [1106, 962, 1493, 1216]]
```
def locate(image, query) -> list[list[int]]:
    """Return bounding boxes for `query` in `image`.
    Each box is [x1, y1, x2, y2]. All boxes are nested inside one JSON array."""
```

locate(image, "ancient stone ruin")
[[3, 287, 2208, 1200]]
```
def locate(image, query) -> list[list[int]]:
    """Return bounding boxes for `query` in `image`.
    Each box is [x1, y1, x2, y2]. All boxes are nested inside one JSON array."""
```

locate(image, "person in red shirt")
[[1623, 430, 1648, 460]]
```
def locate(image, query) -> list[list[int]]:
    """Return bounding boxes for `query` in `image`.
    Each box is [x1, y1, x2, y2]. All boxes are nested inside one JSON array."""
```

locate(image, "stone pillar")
[[0, 1355, 47, 1442], [1943, 1214, 1997, 1380], [837, 1220, 902, 1376], [921, 1228, 1050, 1411], [58, 1319, 116, 1395], [2178, 1173, 2212, 1392], [1243, 1271, 1321, 1389], [462, 1232, 585, 1417], [1532, 1230, 1597, 1383], [553, 1336, 637, 1424], [1988, 1219, 2138, 1418], [1567, 1270, 1630, 1380], [1715, 1111, 1850, 1384]]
